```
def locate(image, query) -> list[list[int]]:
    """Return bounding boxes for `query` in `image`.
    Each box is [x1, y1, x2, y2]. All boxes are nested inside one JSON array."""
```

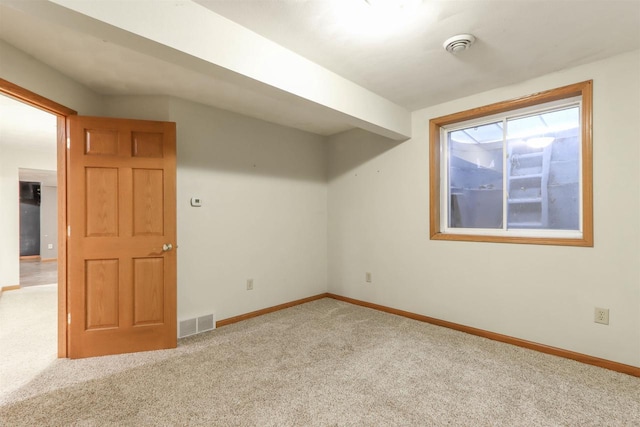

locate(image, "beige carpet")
[[1, 298, 639, 426], [0, 284, 58, 399]]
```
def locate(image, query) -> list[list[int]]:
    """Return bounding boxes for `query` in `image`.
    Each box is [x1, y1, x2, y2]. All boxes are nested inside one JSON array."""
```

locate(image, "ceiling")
[[1, 0, 639, 136], [198, 0, 640, 110]]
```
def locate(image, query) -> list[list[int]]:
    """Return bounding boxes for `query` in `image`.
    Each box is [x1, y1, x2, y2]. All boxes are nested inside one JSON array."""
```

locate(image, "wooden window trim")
[[429, 80, 593, 247]]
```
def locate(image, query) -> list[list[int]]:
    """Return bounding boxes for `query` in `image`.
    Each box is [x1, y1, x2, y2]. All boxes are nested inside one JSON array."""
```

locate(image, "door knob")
[[162, 243, 173, 252]]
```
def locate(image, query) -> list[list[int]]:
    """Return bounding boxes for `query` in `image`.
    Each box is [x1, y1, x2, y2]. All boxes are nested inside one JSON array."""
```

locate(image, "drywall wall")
[[327, 50, 640, 367], [103, 96, 173, 122], [169, 97, 328, 321], [0, 145, 57, 287], [104, 95, 328, 322], [6, 35, 636, 369]]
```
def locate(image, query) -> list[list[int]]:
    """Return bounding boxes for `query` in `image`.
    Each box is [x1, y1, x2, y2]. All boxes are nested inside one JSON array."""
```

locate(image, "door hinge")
[[67, 313, 71, 325], [67, 138, 70, 149], [67, 225, 71, 237]]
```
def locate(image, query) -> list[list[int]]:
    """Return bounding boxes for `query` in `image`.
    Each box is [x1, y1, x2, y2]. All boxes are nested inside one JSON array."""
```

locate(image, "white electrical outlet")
[[47, 243, 53, 249], [365, 272, 372, 283], [246, 279, 253, 291], [594, 307, 609, 325]]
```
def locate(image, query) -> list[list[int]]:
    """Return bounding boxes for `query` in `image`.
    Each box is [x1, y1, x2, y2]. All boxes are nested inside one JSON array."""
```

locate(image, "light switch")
[[190, 197, 202, 207]]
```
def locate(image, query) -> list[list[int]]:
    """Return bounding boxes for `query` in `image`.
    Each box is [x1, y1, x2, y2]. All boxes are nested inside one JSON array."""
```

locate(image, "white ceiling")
[[198, 0, 640, 110], [1, 0, 639, 136]]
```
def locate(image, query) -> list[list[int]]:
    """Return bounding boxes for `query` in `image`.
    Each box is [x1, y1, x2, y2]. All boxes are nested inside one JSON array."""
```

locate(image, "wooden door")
[[67, 116, 177, 358]]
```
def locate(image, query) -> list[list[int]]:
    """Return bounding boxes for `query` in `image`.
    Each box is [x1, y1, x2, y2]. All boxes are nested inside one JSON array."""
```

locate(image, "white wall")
[[104, 95, 328, 322], [169, 98, 327, 321], [103, 96, 172, 121], [0, 145, 57, 287], [4, 38, 638, 368], [327, 50, 640, 367]]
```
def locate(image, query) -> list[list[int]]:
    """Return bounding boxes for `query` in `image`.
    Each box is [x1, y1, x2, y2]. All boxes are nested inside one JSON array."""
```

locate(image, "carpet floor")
[[1, 298, 639, 426], [0, 284, 57, 399]]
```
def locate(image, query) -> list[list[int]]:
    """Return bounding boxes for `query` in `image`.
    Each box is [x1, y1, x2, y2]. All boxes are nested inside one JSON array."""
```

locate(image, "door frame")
[[1, 78, 76, 357]]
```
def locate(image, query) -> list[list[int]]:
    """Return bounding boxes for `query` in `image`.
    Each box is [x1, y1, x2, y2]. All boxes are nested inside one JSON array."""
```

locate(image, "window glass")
[[506, 106, 580, 230], [448, 121, 503, 229]]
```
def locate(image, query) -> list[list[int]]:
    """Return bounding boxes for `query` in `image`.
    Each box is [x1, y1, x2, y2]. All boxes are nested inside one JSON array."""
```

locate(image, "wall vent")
[[197, 314, 215, 333], [179, 318, 197, 338], [178, 313, 215, 338]]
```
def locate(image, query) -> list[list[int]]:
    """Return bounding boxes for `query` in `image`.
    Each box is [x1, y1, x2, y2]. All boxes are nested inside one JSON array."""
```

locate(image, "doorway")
[[18, 169, 59, 288], [1, 96, 58, 289], [1, 79, 178, 362], [1, 79, 178, 361], [0, 78, 75, 359], [19, 180, 42, 257], [0, 91, 62, 397]]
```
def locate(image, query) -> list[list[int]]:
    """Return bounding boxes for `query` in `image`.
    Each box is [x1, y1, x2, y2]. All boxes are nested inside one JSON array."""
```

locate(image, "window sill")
[[430, 231, 593, 247]]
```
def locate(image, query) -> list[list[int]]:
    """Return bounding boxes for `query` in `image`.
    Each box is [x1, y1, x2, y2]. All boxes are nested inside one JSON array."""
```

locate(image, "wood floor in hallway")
[[19, 259, 57, 287]]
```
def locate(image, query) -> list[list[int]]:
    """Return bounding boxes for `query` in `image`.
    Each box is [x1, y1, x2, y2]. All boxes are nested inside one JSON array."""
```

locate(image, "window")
[[429, 81, 593, 246]]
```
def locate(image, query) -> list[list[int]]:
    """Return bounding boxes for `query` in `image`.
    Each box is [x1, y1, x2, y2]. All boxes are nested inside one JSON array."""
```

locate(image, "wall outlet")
[[246, 279, 253, 291], [594, 307, 609, 325], [47, 243, 53, 249], [365, 272, 372, 283]]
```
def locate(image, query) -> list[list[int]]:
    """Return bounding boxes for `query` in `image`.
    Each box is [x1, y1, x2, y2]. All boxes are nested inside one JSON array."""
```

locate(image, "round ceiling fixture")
[[443, 34, 476, 54]]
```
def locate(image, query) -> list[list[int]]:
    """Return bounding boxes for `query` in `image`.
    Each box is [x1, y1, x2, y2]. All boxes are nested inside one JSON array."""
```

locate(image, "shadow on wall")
[[171, 98, 328, 184], [327, 128, 403, 181]]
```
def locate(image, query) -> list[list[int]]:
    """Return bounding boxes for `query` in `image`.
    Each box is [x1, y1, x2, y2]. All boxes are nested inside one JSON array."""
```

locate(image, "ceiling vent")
[[443, 34, 476, 54]]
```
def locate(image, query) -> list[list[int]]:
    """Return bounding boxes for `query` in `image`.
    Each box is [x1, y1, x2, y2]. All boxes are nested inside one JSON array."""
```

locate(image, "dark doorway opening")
[[19, 181, 41, 257]]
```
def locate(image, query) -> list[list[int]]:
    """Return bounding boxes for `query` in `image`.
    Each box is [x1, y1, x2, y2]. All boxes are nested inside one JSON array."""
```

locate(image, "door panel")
[[85, 129, 119, 155], [68, 116, 176, 359], [85, 259, 119, 329], [132, 132, 164, 158], [133, 257, 165, 325], [132, 168, 164, 236], [85, 168, 119, 237]]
